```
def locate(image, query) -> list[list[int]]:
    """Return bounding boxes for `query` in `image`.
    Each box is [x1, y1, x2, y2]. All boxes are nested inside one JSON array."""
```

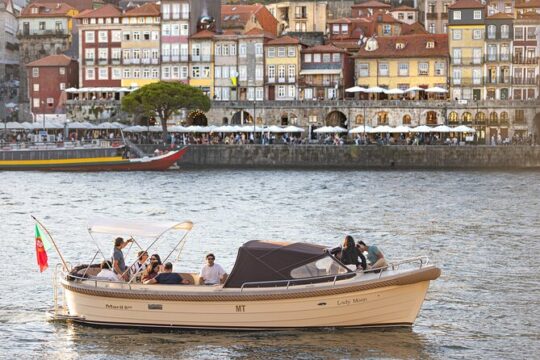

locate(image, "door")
[[268, 86, 275, 101], [473, 89, 481, 101]]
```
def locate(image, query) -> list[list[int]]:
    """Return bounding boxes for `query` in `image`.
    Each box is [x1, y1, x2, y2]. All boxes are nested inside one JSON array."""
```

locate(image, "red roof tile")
[[267, 35, 300, 45], [222, 4, 278, 36], [401, 21, 429, 35], [352, 0, 391, 8], [303, 44, 347, 53], [26, 54, 75, 67], [75, 4, 121, 18], [355, 34, 448, 58], [486, 12, 514, 19], [29, 0, 103, 12], [190, 29, 215, 39], [515, 0, 540, 7], [448, 0, 485, 9], [124, 3, 160, 17], [391, 5, 417, 11], [21, 2, 76, 17]]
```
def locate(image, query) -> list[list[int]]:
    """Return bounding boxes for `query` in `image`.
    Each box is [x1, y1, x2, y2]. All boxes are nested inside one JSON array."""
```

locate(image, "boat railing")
[[240, 256, 431, 290]]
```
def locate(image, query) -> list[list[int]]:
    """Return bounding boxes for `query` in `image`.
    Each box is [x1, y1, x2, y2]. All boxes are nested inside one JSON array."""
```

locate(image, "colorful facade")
[[266, 1, 328, 34], [160, 0, 190, 84], [189, 29, 214, 97], [265, 35, 302, 101], [484, 13, 513, 100]]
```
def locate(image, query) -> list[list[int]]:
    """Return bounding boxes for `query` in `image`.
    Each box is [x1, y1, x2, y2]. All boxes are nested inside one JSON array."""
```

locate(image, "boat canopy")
[[87, 218, 193, 237], [223, 240, 350, 288]]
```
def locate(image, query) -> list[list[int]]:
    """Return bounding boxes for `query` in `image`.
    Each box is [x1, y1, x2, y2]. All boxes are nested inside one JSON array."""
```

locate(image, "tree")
[[121, 81, 211, 142]]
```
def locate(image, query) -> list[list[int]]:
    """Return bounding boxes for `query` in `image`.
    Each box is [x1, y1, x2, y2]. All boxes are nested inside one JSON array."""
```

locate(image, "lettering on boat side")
[[148, 304, 163, 310], [235, 305, 246, 312], [337, 297, 367, 306], [105, 304, 133, 310]]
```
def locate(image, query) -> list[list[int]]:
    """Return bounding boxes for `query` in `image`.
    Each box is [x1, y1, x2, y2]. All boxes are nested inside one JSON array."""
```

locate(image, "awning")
[[299, 69, 342, 75], [88, 218, 193, 237]]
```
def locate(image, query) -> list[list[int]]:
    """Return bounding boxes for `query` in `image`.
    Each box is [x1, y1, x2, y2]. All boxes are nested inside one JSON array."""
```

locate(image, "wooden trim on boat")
[[63, 266, 441, 302]]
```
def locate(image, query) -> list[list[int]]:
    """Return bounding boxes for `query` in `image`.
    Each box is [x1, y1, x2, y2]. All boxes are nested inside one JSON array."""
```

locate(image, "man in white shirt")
[[96, 260, 121, 281], [199, 253, 227, 285]]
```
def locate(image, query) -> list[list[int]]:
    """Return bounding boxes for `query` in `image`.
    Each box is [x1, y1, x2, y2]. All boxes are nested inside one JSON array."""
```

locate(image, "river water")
[[0, 169, 539, 359]]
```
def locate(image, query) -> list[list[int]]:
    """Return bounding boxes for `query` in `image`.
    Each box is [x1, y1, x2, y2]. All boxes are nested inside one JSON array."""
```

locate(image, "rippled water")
[[0, 170, 539, 359]]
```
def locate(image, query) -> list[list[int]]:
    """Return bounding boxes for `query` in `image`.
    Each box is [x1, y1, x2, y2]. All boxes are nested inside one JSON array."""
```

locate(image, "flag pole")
[[31, 215, 70, 271]]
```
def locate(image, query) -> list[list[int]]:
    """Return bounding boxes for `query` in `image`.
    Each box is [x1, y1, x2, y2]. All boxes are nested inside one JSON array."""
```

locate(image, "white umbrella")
[[95, 122, 115, 129], [364, 86, 386, 93], [432, 125, 453, 132], [65, 87, 79, 93], [332, 126, 348, 133], [214, 125, 236, 133], [6, 121, 25, 129], [169, 125, 188, 132], [266, 125, 285, 133], [453, 125, 476, 133], [412, 125, 433, 133], [371, 125, 393, 133], [283, 125, 304, 133], [404, 86, 424, 92], [314, 126, 336, 133], [345, 86, 367, 93], [5, 102, 17, 108], [425, 86, 448, 93], [384, 88, 405, 95], [390, 125, 411, 133], [111, 122, 127, 129], [349, 125, 373, 134]]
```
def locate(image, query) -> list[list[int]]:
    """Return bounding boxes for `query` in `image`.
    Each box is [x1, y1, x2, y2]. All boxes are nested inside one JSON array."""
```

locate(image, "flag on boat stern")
[[35, 224, 51, 272]]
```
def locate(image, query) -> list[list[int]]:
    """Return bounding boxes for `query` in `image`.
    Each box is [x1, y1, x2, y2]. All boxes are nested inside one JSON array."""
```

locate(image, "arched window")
[[402, 114, 411, 125], [489, 112, 499, 125], [449, 111, 458, 124], [475, 112, 486, 124], [426, 111, 437, 125], [222, 117, 229, 125], [500, 111, 509, 125], [377, 111, 388, 125], [355, 114, 364, 124], [462, 112, 472, 124]]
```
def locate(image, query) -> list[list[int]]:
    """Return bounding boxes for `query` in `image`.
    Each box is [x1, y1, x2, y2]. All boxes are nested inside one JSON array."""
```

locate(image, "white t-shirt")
[[199, 263, 226, 285], [96, 269, 120, 281]]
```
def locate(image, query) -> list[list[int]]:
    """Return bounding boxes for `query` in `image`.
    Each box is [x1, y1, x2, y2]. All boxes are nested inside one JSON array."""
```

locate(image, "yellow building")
[[266, 1, 327, 34], [354, 34, 449, 101], [448, 0, 486, 101], [189, 30, 214, 98], [120, 3, 161, 87], [265, 36, 303, 100]]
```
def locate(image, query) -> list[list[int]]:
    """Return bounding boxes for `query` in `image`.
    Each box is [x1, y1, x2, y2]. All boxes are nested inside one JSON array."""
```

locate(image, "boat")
[[49, 218, 441, 330], [0, 146, 187, 171]]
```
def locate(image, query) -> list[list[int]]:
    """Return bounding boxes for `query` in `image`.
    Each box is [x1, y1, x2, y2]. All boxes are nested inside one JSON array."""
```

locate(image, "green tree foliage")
[[121, 81, 211, 142]]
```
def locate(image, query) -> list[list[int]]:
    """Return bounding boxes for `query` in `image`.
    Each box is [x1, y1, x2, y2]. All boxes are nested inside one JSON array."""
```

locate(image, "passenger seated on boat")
[[129, 251, 148, 282], [339, 235, 367, 271], [140, 254, 162, 282], [357, 241, 388, 271], [198, 253, 228, 285], [96, 260, 121, 281], [144, 262, 189, 285]]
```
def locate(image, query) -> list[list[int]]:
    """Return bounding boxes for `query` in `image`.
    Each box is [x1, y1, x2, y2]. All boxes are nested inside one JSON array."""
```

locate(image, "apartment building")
[[189, 29, 214, 97], [160, 0, 190, 84], [484, 12, 513, 100], [417, 0, 453, 34], [266, 1, 327, 34], [0, 0, 18, 81], [265, 35, 302, 101]]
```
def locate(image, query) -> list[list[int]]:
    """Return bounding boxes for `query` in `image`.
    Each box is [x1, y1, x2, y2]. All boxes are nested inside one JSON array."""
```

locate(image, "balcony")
[[512, 56, 539, 64], [171, 55, 180, 62], [449, 77, 484, 86], [267, 77, 275, 83], [131, 58, 140, 64], [512, 76, 539, 85], [141, 58, 151, 64], [123, 59, 131, 65], [98, 58, 108, 65], [17, 29, 69, 38], [162, 55, 170, 62], [151, 58, 159, 65], [441, 12, 448, 19], [451, 58, 484, 66], [111, 59, 121, 65], [171, 12, 180, 19], [85, 59, 95, 65], [427, 13, 438, 20]]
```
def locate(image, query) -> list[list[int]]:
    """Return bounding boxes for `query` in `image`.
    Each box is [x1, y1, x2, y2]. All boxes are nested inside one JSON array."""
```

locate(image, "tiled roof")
[[26, 54, 75, 67], [124, 3, 160, 17], [267, 35, 300, 45], [29, 0, 103, 12], [302, 43, 347, 53], [190, 29, 215, 39], [243, 27, 275, 39], [75, 4, 121, 18], [401, 21, 429, 35], [515, 0, 540, 7], [222, 4, 278, 36], [369, 12, 400, 23], [21, 2, 76, 17], [355, 34, 448, 58], [448, 0, 485, 9], [486, 12, 514, 19], [352, 0, 391, 8]]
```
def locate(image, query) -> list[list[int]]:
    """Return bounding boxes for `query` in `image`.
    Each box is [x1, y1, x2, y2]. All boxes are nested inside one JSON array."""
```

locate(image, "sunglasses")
[[207, 257, 215, 260]]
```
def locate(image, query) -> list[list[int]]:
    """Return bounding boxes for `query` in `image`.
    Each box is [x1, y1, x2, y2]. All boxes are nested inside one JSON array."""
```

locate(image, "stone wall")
[[175, 145, 540, 169]]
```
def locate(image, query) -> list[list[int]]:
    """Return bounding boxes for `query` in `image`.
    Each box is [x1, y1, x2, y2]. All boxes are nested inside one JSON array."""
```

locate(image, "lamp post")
[[253, 89, 256, 143]]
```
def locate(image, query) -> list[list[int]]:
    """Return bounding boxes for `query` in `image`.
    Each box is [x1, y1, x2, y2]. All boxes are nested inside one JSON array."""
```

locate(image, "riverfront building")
[[264, 35, 302, 101], [0, 0, 19, 82]]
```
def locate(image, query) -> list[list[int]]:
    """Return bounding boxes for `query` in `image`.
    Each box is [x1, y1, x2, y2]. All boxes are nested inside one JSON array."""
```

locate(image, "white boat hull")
[[62, 277, 433, 329]]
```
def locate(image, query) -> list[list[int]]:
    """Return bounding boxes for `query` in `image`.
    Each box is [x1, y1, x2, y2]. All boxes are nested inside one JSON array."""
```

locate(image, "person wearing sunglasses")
[[199, 253, 227, 285]]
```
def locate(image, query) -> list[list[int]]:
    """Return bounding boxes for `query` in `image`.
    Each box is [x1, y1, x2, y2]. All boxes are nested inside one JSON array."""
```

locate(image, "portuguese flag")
[[35, 225, 51, 272]]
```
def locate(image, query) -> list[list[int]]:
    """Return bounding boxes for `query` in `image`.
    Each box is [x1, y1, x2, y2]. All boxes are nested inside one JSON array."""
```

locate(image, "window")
[[33, 83, 39, 92], [33, 98, 40, 108], [453, 11, 461, 20], [32, 68, 39, 77], [98, 68, 108, 80], [98, 48, 108, 62], [332, 53, 340, 62], [429, 23, 435, 34], [239, 43, 246, 57], [398, 63, 409, 76], [162, 66, 170, 79], [85, 31, 95, 43], [112, 68, 121, 79], [418, 62, 429, 75], [452, 29, 462, 40], [256, 87, 263, 101], [215, 44, 222, 56], [322, 53, 331, 62], [514, 27, 523, 40], [383, 25, 391, 35], [435, 62, 445, 76], [473, 29, 482, 40], [268, 65, 275, 79], [452, 68, 461, 84], [473, 68, 482, 84], [452, 48, 462, 64], [473, 10, 481, 20], [277, 85, 286, 98], [288, 47, 295, 57], [527, 27, 536, 40], [501, 25, 509, 39], [98, 31, 108, 43], [473, 48, 482, 64], [342, 24, 348, 34], [171, 25, 179, 36], [379, 62, 389, 76], [268, 47, 275, 57], [180, 67, 187, 79], [278, 65, 285, 79], [123, 68, 130, 78], [39, 22, 45, 30], [59, 67, 65, 75], [215, 66, 221, 79], [255, 65, 263, 81], [255, 43, 263, 57], [288, 65, 295, 80], [358, 63, 369, 77], [191, 66, 200, 78], [111, 30, 121, 42], [403, 114, 411, 124], [428, 3, 435, 13], [85, 68, 95, 80], [332, 24, 340, 34], [487, 25, 496, 39], [304, 54, 312, 62], [239, 66, 247, 81], [288, 85, 296, 98], [170, 67, 177, 79], [230, 44, 236, 56], [222, 44, 229, 56], [223, 66, 230, 78], [313, 53, 321, 62], [278, 47, 286, 57], [180, 24, 189, 36]]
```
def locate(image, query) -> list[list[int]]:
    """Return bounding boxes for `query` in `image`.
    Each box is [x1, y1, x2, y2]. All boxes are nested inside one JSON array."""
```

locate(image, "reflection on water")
[[0, 169, 539, 359]]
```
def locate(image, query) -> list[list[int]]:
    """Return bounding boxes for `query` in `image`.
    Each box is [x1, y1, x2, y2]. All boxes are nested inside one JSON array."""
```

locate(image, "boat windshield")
[[290, 256, 349, 278]]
